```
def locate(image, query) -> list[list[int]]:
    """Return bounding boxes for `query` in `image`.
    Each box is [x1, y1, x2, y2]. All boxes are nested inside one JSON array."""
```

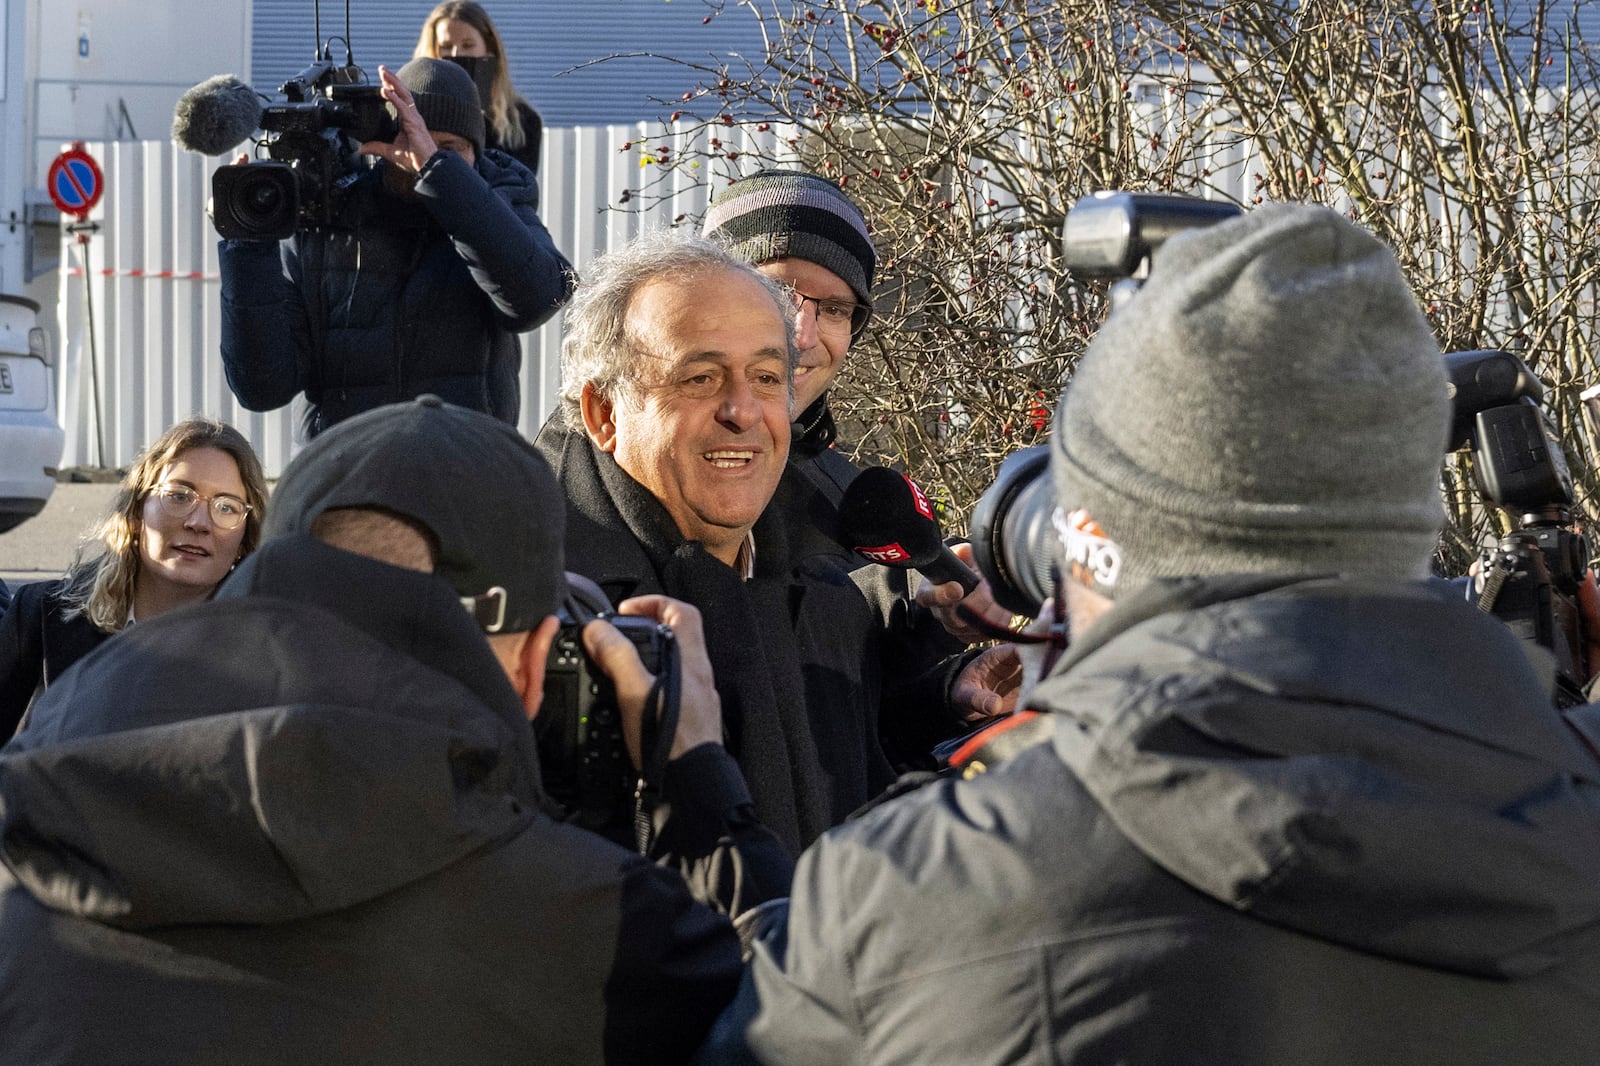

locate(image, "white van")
[[0, 295, 65, 532]]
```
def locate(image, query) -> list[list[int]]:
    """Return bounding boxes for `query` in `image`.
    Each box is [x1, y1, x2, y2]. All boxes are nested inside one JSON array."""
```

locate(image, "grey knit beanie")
[[1050, 202, 1450, 599], [703, 170, 877, 315], [396, 58, 485, 156]]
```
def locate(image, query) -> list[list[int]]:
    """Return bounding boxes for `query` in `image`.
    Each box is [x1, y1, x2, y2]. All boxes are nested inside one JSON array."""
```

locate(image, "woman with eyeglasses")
[[0, 417, 268, 737]]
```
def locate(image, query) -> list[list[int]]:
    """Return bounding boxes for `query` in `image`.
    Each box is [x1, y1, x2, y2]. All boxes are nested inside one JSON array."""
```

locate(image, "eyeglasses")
[[150, 484, 253, 531], [788, 290, 870, 339]]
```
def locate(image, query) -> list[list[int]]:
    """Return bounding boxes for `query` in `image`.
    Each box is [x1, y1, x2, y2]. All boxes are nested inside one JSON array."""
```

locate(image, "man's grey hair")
[[558, 229, 797, 428]]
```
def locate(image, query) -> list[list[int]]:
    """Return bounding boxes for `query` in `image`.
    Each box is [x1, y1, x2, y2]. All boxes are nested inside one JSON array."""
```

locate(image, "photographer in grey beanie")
[[1050, 201, 1451, 623], [705, 202, 1600, 1066]]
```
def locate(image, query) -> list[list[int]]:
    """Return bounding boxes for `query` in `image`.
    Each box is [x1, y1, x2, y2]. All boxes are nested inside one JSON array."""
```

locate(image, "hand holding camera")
[[357, 64, 440, 176], [538, 583, 728, 847], [582, 595, 724, 767]]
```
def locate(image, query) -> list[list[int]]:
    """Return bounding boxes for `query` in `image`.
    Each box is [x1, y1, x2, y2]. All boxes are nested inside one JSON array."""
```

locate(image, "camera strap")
[[1475, 549, 1514, 614], [632, 629, 681, 855]]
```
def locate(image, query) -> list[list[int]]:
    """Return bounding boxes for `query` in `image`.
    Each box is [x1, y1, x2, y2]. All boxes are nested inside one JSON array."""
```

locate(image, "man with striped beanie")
[[703, 171, 1016, 758], [702, 169, 878, 501]]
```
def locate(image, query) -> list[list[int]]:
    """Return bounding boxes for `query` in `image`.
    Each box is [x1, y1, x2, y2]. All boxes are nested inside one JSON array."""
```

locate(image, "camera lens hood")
[[969, 444, 1054, 617]]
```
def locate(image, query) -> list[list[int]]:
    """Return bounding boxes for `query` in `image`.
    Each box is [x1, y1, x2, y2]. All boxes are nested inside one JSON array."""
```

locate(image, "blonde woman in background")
[[0, 417, 268, 736], [414, 1, 544, 178]]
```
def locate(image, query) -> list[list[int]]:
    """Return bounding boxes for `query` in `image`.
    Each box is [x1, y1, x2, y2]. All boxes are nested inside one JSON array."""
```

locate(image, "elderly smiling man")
[[535, 230, 897, 857]]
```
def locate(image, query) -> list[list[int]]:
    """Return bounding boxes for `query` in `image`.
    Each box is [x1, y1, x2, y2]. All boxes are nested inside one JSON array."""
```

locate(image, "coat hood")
[[1035, 575, 1600, 978], [0, 538, 540, 930]]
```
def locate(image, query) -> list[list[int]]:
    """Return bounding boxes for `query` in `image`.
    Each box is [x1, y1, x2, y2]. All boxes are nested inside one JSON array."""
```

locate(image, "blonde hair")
[[61, 418, 269, 633], [414, 1, 530, 152]]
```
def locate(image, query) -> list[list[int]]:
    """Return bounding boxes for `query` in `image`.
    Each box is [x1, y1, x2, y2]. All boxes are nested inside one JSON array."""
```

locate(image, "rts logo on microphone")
[[901, 475, 934, 522], [856, 542, 913, 564]]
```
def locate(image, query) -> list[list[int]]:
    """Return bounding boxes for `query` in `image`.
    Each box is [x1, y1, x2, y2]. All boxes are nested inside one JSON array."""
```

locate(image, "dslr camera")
[[1448, 349, 1590, 706], [536, 576, 677, 844], [211, 57, 396, 241], [970, 192, 1241, 616]]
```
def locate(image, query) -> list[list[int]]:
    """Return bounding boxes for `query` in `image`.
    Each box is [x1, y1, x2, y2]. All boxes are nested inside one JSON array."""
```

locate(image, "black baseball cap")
[[263, 396, 565, 633]]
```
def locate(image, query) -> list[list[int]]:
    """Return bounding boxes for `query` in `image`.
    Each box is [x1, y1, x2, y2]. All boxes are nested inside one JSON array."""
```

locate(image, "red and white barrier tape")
[[66, 268, 219, 280]]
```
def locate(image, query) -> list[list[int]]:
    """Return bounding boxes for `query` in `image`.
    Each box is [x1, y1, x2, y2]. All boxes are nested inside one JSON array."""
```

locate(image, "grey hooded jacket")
[[707, 575, 1600, 1064]]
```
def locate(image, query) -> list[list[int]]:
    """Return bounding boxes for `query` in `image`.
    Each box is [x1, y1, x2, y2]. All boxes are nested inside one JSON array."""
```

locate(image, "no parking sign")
[[51, 142, 109, 467], [47, 144, 103, 221]]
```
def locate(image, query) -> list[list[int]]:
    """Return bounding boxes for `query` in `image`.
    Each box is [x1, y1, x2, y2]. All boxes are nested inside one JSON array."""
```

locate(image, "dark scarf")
[[536, 417, 890, 854]]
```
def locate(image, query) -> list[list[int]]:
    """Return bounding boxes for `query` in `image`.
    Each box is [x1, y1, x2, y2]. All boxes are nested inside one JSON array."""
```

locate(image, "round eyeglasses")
[[788, 290, 870, 339], [150, 484, 253, 531]]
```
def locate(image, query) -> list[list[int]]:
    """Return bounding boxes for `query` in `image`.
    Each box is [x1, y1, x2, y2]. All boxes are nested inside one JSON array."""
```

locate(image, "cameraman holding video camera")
[[705, 204, 1600, 1064], [219, 58, 572, 439]]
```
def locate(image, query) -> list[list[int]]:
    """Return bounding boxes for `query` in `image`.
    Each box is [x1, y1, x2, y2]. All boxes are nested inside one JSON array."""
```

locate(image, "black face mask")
[[444, 54, 498, 109]]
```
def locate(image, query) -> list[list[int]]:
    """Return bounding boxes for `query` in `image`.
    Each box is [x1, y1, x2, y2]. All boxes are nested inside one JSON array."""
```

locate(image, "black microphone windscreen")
[[172, 75, 262, 156], [838, 466, 946, 567]]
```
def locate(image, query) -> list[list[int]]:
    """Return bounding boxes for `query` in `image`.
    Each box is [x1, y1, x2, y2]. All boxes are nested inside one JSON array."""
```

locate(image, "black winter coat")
[[535, 416, 896, 856], [709, 576, 1600, 1064], [0, 537, 742, 1065], [490, 100, 543, 181], [0, 573, 108, 739], [786, 394, 969, 765], [219, 149, 572, 437]]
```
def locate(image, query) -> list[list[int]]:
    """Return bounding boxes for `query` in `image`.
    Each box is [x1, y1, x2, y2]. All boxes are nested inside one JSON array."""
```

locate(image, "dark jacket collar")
[[789, 393, 838, 459]]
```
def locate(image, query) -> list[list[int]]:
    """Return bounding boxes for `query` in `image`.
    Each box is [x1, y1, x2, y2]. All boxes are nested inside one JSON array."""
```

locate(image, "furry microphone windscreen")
[[172, 75, 262, 156]]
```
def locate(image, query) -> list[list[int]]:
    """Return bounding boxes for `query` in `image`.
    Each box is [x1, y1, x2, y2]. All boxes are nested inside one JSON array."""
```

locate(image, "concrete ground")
[[0, 482, 120, 588]]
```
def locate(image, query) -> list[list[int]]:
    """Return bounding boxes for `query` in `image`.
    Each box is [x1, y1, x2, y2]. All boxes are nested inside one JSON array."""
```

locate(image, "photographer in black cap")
[[704, 204, 1600, 1064], [219, 58, 572, 439], [0, 396, 782, 1064]]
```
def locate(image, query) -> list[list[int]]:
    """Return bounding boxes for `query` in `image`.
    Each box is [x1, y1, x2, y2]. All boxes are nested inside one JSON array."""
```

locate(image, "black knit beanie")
[[395, 58, 485, 156], [702, 170, 877, 315]]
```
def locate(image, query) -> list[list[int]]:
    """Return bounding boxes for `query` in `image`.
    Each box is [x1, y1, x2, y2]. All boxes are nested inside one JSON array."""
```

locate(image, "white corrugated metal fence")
[[54, 122, 794, 475]]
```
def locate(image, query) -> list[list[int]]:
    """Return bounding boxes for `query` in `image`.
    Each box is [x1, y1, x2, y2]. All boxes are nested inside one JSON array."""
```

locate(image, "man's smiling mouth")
[[705, 450, 755, 469]]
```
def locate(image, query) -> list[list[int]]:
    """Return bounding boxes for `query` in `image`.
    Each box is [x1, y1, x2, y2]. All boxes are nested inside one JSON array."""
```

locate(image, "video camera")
[[536, 575, 678, 849], [211, 60, 395, 241], [1448, 349, 1590, 706], [176, 0, 397, 240]]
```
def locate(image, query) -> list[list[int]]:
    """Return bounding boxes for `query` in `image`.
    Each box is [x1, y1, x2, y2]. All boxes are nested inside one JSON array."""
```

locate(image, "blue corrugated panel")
[[252, 0, 777, 126]]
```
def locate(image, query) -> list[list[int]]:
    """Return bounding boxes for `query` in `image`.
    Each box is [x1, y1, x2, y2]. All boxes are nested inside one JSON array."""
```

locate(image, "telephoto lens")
[[968, 445, 1059, 618]]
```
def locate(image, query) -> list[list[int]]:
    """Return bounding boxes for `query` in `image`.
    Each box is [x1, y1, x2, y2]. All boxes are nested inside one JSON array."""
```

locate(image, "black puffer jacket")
[[220, 149, 572, 437], [0, 538, 741, 1065], [710, 576, 1600, 1064]]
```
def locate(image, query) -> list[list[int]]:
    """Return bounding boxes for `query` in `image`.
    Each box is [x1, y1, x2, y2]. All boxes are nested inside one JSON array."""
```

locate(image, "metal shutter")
[[251, 0, 775, 126]]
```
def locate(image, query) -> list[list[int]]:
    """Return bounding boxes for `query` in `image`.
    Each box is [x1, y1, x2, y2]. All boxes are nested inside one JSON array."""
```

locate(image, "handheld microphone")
[[837, 467, 980, 596], [172, 75, 263, 156]]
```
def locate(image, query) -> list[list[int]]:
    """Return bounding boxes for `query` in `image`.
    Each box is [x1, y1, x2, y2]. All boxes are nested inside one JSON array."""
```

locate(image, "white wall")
[[10, 0, 250, 376], [0, 0, 29, 295], [28, 0, 251, 181]]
